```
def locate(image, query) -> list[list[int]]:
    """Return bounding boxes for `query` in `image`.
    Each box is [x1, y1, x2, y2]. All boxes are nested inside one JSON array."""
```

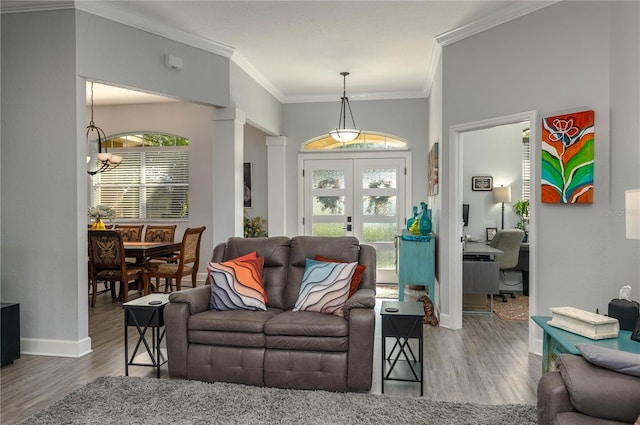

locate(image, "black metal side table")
[[381, 300, 425, 395], [123, 293, 170, 378]]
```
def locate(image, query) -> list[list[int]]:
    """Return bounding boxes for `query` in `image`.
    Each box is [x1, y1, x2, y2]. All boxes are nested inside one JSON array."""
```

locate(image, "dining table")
[[123, 241, 181, 263], [124, 242, 182, 295]]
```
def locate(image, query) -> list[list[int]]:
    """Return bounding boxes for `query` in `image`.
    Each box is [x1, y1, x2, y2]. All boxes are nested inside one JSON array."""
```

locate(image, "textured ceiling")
[[3, 1, 556, 104]]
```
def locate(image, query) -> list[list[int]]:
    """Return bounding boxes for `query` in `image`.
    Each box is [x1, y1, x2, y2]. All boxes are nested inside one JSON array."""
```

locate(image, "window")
[[522, 128, 530, 201], [90, 133, 189, 220], [303, 131, 407, 151]]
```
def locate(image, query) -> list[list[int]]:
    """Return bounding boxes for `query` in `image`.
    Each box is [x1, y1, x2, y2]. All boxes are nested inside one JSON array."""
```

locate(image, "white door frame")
[[298, 150, 412, 282], [448, 111, 539, 353]]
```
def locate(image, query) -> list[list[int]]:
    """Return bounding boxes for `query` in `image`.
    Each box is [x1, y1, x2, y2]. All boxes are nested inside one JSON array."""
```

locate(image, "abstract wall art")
[[428, 142, 439, 196], [541, 110, 594, 204]]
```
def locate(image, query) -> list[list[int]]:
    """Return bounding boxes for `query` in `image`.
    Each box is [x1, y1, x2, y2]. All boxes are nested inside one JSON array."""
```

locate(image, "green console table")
[[396, 232, 435, 301], [532, 315, 640, 373]]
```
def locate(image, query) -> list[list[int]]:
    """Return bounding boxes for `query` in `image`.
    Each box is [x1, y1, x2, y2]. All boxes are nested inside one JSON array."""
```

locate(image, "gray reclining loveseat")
[[164, 236, 376, 391]]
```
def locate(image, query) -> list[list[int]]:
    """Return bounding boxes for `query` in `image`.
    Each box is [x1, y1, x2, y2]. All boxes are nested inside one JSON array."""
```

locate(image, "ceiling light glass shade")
[[97, 152, 112, 162], [329, 72, 359, 143], [329, 128, 360, 143]]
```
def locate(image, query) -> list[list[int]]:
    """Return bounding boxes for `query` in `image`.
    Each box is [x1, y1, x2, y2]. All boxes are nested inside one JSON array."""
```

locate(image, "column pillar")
[[266, 136, 287, 236], [212, 107, 246, 246]]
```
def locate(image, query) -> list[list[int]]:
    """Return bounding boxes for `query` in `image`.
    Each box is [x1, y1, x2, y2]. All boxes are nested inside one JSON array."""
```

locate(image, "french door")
[[302, 156, 408, 283]]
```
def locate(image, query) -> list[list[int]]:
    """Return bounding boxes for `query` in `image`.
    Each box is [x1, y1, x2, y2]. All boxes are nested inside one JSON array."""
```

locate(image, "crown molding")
[[284, 90, 428, 105], [75, 2, 235, 58], [230, 52, 286, 103], [435, 1, 559, 47], [0, 1, 74, 14]]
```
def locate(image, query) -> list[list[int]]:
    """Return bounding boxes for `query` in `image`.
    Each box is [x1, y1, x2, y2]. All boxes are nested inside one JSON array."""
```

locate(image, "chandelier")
[[329, 72, 360, 143], [86, 82, 121, 175]]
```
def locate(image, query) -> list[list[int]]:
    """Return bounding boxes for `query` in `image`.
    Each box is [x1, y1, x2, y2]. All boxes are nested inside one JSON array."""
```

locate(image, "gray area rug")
[[21, 376, 537, 425]]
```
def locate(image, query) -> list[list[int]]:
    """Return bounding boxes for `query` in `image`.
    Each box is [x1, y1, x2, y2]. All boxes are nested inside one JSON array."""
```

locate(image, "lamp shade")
[[493, 186, 512, 204], [625, 188, 640, 239]]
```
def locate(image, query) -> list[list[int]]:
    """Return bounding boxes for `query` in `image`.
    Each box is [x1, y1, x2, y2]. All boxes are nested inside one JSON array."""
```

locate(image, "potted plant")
[[513, 199, 529, 241]]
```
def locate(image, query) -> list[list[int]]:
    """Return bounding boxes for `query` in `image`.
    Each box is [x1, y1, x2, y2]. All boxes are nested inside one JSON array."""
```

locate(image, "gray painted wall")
[[439, 1, 640, 320], [1, 10, 87, 347]]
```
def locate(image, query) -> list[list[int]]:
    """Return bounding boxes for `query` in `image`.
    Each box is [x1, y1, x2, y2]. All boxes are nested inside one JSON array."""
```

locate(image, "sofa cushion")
[[264, 310, 348, 337], [265, 310, 350, 351], [576, 343, 640, 377], [315, 254, 366, 298], [189, 309, 280, 333], [208, 257, 268, 311], [292, 259, 356, 317], [557, 354, 640, 423]]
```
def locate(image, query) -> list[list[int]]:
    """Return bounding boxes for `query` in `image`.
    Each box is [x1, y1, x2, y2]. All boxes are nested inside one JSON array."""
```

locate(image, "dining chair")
[[114, 224, 144, 242], [143, 226, 206, 293], [88, 230, 145, 305], [144, 224, 178, 243]]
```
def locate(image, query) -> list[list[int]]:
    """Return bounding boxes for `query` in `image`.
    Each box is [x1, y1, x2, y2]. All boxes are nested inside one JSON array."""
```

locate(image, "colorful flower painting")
[[541, 110, 594, 203]]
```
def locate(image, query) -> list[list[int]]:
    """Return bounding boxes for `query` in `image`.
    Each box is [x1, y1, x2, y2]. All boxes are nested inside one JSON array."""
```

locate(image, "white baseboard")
[[21, 336, 92, 358]]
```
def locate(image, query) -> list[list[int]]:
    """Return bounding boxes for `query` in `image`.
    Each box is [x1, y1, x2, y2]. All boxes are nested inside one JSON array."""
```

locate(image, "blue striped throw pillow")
[[293, 259, 357, 317]]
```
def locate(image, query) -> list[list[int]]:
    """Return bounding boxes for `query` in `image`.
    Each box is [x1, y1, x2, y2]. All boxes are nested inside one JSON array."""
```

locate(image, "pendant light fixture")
[[329, 72, 360, 143], [86, 81, 122, 176]]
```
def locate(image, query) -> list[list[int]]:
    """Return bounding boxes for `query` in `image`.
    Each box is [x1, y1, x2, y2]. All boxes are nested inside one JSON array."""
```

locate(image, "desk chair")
[[489, 229, 525, 302]]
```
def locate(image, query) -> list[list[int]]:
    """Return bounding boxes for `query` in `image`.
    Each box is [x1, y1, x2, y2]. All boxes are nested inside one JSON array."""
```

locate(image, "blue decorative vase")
[[418, 202, 432, 235], [406, 205, 418, 231]]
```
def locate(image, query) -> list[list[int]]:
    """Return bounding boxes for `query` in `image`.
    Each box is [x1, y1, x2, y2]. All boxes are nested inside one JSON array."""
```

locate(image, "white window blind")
[[91, 143, 189, 220], [522, 130, 530, 201]]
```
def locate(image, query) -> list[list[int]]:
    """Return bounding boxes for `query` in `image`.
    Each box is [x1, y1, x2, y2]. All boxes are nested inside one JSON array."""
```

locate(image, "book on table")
[[548, 306, 620, 340]]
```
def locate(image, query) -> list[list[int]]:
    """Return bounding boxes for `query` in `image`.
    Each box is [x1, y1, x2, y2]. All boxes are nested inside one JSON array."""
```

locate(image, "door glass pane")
[[362, 168, 397, 189], [375, 246, 396, 269], [363, 195, 396, 216], [363, 223, 397, 242], [313, 196, 344, 215], [313, 223, 345, 236], [312, 170, 344, 189]]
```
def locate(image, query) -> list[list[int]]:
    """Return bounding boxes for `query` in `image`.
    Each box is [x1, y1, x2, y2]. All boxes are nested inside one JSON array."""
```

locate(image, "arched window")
[[90, 133, 189, 220], [302, 131, 407, 151]]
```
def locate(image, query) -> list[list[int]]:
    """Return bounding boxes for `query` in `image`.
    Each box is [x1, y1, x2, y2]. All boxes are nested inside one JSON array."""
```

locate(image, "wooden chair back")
[[144, 225, 177, 243], [114, 224, 144, 242]]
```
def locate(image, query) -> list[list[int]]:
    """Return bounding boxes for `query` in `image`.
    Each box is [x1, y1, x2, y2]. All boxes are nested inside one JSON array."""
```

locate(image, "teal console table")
[[532, 315, 640, 373], [396, 233, 435, 301]]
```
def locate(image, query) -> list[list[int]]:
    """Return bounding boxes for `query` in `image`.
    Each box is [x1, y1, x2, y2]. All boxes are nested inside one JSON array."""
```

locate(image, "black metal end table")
[[123, 294, 170, 378], [381, 300, 425, 395]]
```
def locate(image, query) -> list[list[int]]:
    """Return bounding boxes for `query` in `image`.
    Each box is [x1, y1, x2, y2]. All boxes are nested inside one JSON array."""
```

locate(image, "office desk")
[[463, 241, 503, 258], [463, 242, 503, 313]]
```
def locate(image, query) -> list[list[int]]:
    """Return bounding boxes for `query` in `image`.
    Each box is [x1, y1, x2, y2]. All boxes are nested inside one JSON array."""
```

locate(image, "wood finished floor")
[[0, 286, 542, 424]]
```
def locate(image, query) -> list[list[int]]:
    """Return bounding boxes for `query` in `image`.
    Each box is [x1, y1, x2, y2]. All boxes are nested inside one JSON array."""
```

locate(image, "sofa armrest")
[[537, 371, 573, 425], [168, 285, 211, 314], [557, 354, 640, 423], [344, 288, 375, 315], [347, 306, 375, 390]]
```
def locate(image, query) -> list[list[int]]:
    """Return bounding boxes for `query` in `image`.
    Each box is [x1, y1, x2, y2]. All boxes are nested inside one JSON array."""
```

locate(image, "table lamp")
[[493, 185, 511, 229], [626, 188, 640, 239]]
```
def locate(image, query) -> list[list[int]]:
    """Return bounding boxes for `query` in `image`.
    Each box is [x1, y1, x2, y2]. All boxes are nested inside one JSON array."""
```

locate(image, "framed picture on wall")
[[472, 176, 493, 191], [243, 162, 252, 208], [486, 227, 497, 242]]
